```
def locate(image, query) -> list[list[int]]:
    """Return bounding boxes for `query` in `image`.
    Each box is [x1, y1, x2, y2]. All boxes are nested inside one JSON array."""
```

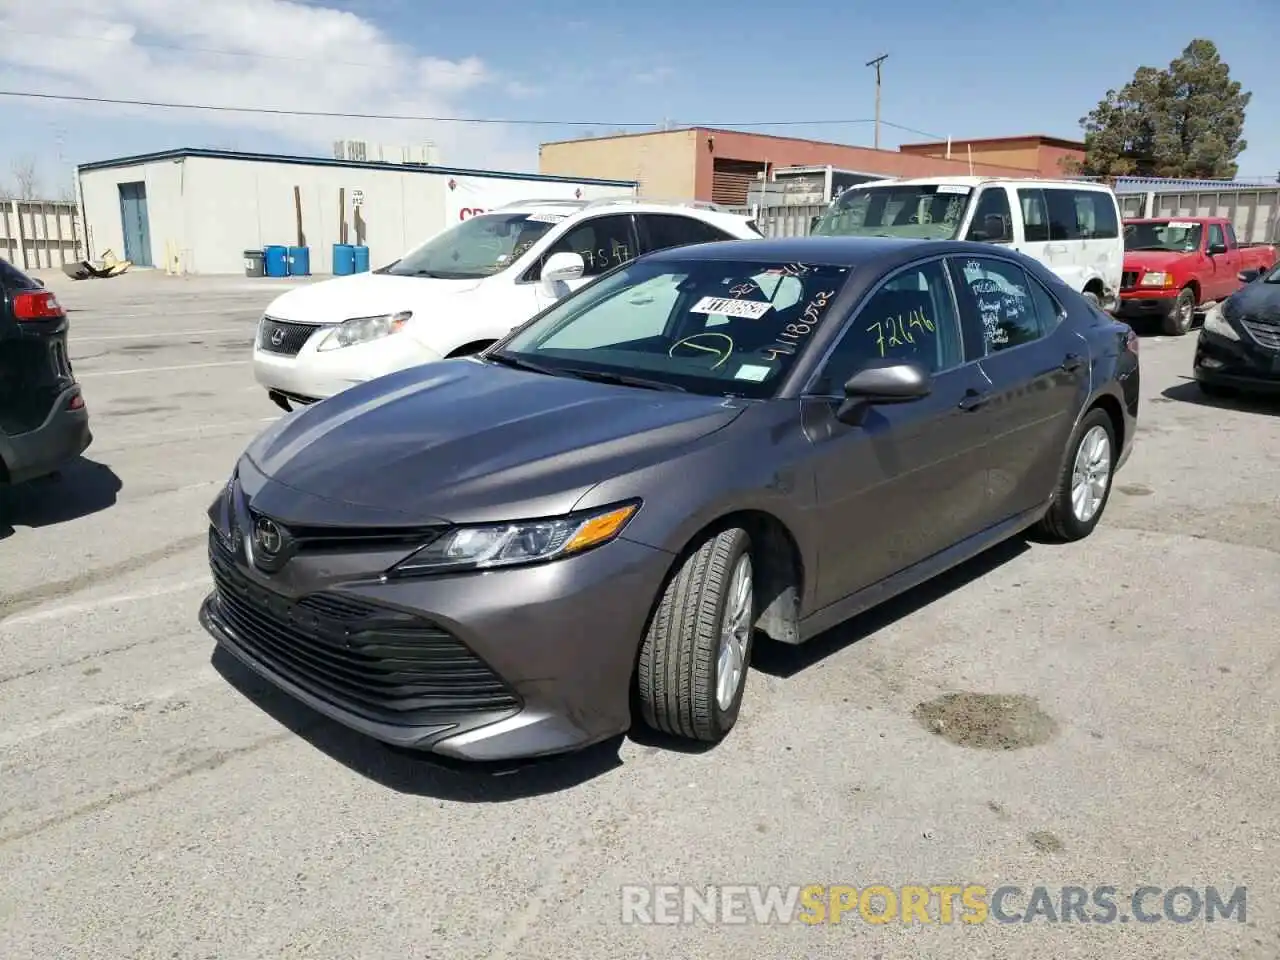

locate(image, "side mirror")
[[1238, 268, 1262, 283], [809, 216, 821, 234], [835, 360, 932, 425], [540, 251, 584, 298], [1208, 243, 1228, 256]]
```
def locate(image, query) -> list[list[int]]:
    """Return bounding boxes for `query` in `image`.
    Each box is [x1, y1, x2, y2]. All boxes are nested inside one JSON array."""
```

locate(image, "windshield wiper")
[[556, 367, 687, 392], [483, 352, 562, 377]]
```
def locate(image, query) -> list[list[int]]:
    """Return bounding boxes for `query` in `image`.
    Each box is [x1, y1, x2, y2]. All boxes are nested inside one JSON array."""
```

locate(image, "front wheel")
[[1035, 408, 1117, 542], [1162, 288, 1196, 336], [636, 527, 755, 743]]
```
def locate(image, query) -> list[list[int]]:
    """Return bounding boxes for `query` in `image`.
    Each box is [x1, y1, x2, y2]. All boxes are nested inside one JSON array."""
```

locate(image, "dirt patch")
[[913, 693, 1059, 750], [1028, 830, 1064, 853], [1117, 483, 1154, 497]]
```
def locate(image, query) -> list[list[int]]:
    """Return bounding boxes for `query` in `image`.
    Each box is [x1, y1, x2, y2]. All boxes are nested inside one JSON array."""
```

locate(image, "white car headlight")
[[389, 501, 639, 576], [316, 311, 412, 351], [1202, 304, 1239, 341], [1139, 272, 1171, 288]]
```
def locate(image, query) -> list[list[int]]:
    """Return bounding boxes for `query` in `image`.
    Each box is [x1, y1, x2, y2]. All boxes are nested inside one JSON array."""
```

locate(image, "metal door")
[[118, 181, 153, 267]]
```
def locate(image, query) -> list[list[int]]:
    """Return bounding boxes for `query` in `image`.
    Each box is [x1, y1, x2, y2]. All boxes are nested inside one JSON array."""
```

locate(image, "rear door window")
[[0, 259, 40, 292], [639, 214, 735, 254]]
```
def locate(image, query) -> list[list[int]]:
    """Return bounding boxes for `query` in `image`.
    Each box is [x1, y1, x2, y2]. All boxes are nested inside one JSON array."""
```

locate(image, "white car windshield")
[[386, 212, 563, 280], [812, 184, 973, 240]]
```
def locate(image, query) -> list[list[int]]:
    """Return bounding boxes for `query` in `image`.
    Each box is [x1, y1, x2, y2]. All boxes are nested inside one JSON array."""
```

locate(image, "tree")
[[9, 155, 41, 200], [1077, 39, 1250, 180]]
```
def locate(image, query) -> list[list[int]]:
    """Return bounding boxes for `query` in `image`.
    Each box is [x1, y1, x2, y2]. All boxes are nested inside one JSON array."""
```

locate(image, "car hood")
[[242, 359, 747, 524], [265, 271, 486, 324], [1225, 280, 1280, 323], [1122, 250, 1190, 272]]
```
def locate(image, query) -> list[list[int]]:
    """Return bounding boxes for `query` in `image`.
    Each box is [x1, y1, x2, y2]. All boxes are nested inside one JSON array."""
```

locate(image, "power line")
[[0, 89, 943, 137]]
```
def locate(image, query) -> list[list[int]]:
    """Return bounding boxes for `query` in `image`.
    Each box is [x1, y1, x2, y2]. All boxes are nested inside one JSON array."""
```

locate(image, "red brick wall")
[[691, 128, 1039, 201]]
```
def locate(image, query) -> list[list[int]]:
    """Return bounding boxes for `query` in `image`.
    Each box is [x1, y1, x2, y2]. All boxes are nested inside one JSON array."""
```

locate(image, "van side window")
[[1068, 190, 1119, 239], [965, 188, 1013, 243], [1017, 189, 1050, 242]]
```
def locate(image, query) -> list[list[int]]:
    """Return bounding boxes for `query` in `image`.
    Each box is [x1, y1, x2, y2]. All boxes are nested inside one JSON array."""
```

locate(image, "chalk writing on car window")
[[866, 309, 935, 358], [763, 263, 814, 279], [669, 332, 735, 369], [760, 288, 838, 361]]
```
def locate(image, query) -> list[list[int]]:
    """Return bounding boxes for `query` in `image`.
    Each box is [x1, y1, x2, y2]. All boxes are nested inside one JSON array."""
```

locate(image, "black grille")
[[208, 531, 520, 725], [1241, 316, 1280, 351], [1121, 271, 1139, 290], [258, 317, 322, 356]]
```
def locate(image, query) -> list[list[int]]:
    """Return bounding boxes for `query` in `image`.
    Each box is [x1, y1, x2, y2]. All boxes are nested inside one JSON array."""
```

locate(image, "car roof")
[[491, 198, 754, 224], [642, 235, 1005, 266], [853, 175, 1113, 192]]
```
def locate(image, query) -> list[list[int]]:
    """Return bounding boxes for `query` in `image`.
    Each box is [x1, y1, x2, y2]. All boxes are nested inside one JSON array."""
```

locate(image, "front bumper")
[[1115, 289, 1177, 320], [1193, 327, 1280, 394], [0, 385, 91, 485], [252, 327, 442, 402], [199, 529, 674, 762]]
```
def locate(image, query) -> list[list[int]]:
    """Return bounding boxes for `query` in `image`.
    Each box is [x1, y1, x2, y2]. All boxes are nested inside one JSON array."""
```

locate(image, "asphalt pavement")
[[1, 270, 1277, 960]]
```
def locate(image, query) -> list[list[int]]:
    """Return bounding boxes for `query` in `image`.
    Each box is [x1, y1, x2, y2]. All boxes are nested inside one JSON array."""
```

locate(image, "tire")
[[1162, 287, 1196, 336], [1035, 407, 1117, 542], [637, 526, 755, 743], [1083, 290, 1101, 309]]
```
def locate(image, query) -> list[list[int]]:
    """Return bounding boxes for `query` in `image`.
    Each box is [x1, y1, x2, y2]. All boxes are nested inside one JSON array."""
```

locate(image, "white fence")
[[0, 200, 83, 270]]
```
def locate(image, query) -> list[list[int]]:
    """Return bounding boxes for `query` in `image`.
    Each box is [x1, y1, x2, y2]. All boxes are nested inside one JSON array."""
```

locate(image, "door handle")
[[1061, 353, 1085, 373], [958, 389, 989, 411]]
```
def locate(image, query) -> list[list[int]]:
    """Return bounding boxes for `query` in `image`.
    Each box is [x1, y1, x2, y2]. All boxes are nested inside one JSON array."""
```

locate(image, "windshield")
[[811, 184, 972, 240], [1124, 220, 1203, 252], [386, 212, 565, 279], [492, 257, 853, 399]]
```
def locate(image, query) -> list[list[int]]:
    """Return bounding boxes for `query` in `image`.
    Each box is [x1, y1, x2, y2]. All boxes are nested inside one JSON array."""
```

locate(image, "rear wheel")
[[1082, 290, 1102, 309], [1035, 408, 1116, 542], [637, 527, 755, 743], [1162, 287, 1196, 336]]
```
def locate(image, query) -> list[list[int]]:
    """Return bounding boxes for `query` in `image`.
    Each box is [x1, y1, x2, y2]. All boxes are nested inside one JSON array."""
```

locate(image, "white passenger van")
[[811, 177, 1123, 310]]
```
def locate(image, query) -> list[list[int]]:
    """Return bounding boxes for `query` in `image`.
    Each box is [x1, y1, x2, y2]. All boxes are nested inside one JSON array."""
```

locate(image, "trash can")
[[264, 245, 289, 278], [352, 245, 370, 273], [332, 243, 355, 276], [287, 245, 310, 277], [244, 249, 265, 278]]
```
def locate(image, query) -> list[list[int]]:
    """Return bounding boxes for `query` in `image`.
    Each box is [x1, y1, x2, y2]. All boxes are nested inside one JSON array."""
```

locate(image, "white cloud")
[[0, 0, 539, 171]]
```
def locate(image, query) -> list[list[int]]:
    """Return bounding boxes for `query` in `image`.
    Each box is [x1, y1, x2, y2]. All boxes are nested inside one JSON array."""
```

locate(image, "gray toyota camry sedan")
[[200, 236, 1139, 762]]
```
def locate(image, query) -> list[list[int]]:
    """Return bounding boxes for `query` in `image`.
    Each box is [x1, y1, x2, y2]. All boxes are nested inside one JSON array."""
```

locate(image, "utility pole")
[[865, 54, 888, 150]]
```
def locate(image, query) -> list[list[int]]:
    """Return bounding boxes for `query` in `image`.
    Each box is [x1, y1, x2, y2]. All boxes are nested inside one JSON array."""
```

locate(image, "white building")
[[75, 148, 637, 275]]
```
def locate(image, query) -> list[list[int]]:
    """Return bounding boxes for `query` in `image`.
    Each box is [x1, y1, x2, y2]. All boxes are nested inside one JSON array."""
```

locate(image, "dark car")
[[0, 260, 91, 487], [1193, 263, 1280, 397], [199, 236, 1139, 762]]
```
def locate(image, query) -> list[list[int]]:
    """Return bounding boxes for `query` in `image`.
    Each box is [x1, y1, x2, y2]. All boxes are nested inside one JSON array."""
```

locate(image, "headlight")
[[316, 311, 412, 351], [1140, 272, 1172, 288], [389, 501, 640, 575], [1202, 304, 1239, 341]]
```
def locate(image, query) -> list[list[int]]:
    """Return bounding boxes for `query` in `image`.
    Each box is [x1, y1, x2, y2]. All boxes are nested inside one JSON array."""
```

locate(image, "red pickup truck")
[[1117, 216, 1277, 336]]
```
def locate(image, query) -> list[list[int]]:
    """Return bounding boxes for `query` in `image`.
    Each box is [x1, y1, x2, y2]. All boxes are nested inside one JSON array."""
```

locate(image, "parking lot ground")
[[2, 270, 1279, 960]]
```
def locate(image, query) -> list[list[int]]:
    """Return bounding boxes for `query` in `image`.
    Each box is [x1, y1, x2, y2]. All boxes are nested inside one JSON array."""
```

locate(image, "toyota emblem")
[[252, 517, 283, 556], [270, 327, 285, 347]]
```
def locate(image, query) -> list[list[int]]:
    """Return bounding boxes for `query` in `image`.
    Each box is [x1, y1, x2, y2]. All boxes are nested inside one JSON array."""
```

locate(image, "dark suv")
[[0, 260, 91, 486]]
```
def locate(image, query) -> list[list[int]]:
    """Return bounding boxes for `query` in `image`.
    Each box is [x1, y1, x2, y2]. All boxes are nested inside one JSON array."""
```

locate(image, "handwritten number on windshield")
[[760, 288, 837, 361]]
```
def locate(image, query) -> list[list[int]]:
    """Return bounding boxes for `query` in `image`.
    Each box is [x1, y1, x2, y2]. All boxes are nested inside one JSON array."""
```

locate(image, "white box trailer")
[[1113, 180, 1280, 245], [75, 148, 638, 276]]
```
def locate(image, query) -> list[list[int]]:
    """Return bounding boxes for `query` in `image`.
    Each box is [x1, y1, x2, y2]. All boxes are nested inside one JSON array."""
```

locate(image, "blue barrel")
[[352, 245, 370, 273], [287, 245, 310, 276], [332, 243, 355, 276], [263, 245, 288, 278]]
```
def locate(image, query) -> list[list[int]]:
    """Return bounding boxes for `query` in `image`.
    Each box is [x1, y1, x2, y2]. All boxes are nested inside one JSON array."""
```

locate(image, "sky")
[[0, 0, 1277, 198]]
